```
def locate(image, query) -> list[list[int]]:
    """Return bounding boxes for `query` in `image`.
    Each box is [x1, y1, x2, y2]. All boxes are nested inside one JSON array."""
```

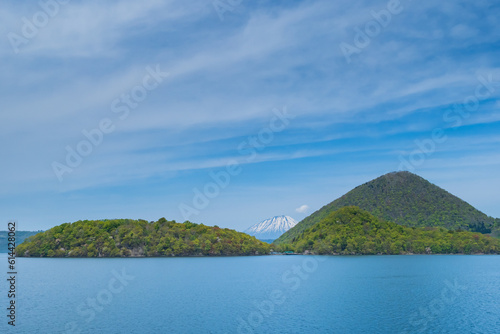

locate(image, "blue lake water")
[[1, 254, 499, 333]]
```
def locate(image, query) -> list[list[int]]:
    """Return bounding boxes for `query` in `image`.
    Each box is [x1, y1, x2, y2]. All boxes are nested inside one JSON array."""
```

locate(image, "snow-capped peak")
[[244, 215, 298, 240]]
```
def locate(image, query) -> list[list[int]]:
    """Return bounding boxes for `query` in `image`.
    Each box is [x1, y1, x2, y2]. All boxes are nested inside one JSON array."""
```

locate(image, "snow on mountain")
[[244, 216, 298, 240]]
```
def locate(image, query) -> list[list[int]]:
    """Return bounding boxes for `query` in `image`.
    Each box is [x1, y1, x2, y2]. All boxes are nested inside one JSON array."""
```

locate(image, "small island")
[[16, 218, 270, 257], [274, 207, 500, 255]]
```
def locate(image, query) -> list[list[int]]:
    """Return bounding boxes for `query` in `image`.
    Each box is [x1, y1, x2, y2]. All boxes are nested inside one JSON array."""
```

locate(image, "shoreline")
[[13, 252, 500, 258]]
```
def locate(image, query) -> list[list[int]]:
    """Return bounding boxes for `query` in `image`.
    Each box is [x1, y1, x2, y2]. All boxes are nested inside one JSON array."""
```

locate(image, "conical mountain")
[[244, 215, 298, 240], [275, 171, 497, 244]]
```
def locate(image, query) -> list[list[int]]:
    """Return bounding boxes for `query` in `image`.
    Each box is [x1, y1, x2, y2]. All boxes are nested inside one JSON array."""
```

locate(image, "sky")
[[1, 0, 499, 231]]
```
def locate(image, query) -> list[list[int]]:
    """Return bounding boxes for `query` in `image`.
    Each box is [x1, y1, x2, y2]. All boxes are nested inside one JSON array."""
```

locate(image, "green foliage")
[[283, 207, 500, 255], [276, 171, 498, 244], [16, 218, 270, 257], [492, 219, 500, 239]]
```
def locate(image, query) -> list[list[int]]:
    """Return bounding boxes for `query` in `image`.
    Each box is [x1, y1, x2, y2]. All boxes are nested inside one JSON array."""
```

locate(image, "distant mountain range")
[[0, 231, 42, 253], [244, 216, 298, 240], [276, 171, 499, 244]]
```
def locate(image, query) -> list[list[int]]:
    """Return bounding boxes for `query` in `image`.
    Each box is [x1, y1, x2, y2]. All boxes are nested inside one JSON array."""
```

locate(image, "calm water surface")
[[1, 254, 499, 333]]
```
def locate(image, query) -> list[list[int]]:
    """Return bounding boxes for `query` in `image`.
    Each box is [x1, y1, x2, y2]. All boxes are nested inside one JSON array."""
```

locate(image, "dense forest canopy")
[[276, 171, 498, 244], [273, 207, 500, 255], [16, 218, 270, 257]]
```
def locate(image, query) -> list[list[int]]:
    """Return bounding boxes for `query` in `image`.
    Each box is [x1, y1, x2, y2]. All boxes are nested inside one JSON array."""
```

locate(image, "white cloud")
[[2, 0, 500, 228], [296, 205, 310, 213], [0, 0, 200, 57]]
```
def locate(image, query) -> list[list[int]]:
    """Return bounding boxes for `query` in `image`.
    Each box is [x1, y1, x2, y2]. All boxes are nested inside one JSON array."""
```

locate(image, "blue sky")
[[1, 0, 500, 231]]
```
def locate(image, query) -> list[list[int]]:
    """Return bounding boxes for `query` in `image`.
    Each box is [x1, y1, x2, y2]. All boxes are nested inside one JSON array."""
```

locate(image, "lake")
[[1, 254, 499, 333]]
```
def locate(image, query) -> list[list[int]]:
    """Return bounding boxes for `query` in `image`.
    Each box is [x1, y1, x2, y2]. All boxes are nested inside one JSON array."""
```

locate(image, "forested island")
[[16, 218, 270, 257], [273, 207, 500, 255]]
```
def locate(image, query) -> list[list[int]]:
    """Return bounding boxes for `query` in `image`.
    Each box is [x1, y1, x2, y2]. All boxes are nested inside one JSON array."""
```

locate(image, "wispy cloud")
[[1, 0, 500, 230]]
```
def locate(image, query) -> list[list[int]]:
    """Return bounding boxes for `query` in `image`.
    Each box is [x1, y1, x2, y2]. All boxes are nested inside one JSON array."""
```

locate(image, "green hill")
[[275, 207, 499, 255], [276, 171, 497, 244], [16, 218, 270, 257], [0, 231, 42, 253]]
